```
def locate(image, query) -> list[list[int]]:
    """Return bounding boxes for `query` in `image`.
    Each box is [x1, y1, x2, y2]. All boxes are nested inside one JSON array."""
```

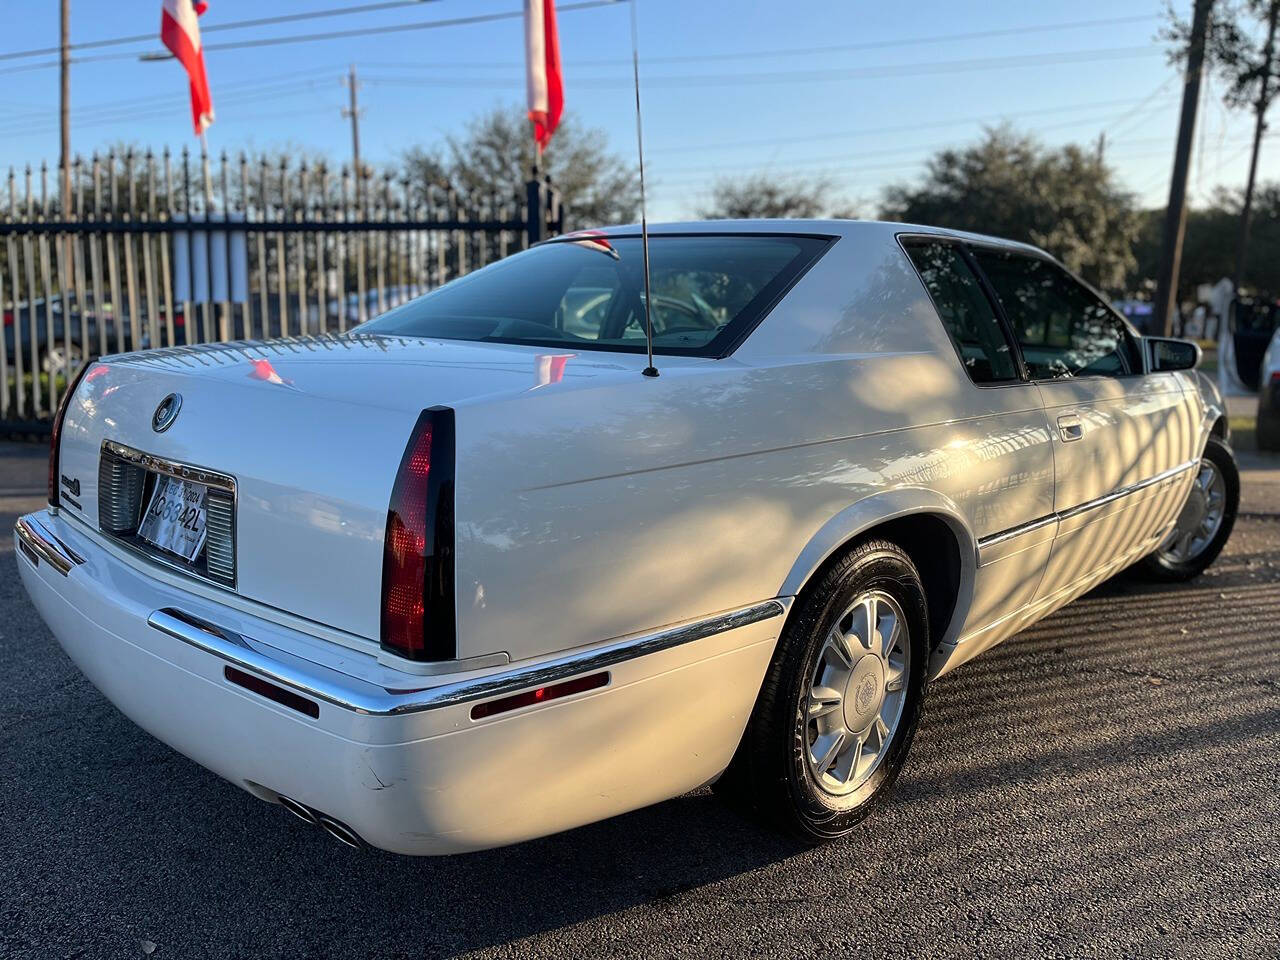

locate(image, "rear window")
[[361, 233, 830, 357]]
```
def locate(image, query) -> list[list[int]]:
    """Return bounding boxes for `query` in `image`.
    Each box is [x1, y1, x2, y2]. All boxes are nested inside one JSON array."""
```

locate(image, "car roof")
[[573, 219, 1048, 257]]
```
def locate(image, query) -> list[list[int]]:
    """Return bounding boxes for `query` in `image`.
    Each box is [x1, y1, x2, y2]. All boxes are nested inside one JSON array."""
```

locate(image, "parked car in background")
[[1258, 325, 1280, 451], [3, 292, 166, 380], [16, 220, 1237, 855], [1113, 298, 1155, 335], [1230, 296, 1280, 392]]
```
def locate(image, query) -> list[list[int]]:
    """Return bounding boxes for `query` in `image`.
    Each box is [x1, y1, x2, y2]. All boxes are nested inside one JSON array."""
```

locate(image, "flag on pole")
[[524, 0, 563, 151], [160, 0, 215, 136]]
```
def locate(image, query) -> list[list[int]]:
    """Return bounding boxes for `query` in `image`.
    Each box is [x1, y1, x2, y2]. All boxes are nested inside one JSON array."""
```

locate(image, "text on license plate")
[[138, 475, 208, 563]]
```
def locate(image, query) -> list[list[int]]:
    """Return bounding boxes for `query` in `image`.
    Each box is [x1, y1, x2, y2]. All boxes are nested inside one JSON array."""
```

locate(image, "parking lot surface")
[[2, 441, 1278, 959]]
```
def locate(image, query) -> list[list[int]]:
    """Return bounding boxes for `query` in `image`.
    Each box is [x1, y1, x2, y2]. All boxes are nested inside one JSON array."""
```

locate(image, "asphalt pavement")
[[1, 440, 1278, 959]]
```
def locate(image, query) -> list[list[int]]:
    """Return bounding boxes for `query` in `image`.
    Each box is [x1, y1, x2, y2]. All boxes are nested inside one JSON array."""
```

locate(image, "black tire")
[[713, 539, 929, 842], [1137, 436, 1239, 582]]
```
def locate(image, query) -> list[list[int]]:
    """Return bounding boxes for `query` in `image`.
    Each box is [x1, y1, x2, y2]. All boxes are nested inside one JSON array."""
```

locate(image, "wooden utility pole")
[[1234, 0, 1279, 292], [1154, 0, 1215, 337], [59, 0, 71, 214], [342, 64, 363, 207]]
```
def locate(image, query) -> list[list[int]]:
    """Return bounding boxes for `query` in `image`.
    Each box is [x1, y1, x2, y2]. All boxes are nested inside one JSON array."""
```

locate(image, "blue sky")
[[1, 0, 1276, 220]]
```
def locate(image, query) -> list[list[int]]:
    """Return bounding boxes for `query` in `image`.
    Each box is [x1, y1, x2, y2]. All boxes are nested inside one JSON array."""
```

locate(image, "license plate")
[[138, 475, 208, 563]]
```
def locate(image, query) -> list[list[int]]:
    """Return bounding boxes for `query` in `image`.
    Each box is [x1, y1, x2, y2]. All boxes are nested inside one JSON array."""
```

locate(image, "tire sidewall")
[[779, 544, 929, 839]]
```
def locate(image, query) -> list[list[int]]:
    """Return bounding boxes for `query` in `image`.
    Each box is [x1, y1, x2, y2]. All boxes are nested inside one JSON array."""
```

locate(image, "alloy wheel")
[[1161, 458, 1227, 563], [803, 590, 910, 796]]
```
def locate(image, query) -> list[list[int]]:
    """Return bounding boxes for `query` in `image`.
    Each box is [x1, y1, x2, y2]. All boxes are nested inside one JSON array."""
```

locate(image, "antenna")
[[629, 0, 658, 378]]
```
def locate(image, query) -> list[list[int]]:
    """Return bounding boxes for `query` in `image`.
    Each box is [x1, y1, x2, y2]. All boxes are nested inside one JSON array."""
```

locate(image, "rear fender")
[[778, 487, 977, 649]]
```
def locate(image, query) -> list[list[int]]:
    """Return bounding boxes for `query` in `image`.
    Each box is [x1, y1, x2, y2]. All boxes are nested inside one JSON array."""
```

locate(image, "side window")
[[971, 249, 1142, 380], [903, 240, 1019, 384]]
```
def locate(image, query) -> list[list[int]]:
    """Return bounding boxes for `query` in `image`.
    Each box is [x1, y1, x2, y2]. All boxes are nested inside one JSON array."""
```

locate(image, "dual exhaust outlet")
[[277, 794, 363, 849]]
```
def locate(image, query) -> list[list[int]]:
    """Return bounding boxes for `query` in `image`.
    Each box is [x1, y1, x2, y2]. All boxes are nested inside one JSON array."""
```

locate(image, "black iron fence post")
[[526, 166, 544, 248], [2, 150, 567, 427]]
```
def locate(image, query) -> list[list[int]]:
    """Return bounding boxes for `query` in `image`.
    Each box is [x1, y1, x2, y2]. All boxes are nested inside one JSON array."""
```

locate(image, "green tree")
[[695, 172, 857, 220], [879, 126, 1141, 293], [402, 106, 640, 229], [1132, 182, 1280, 295]]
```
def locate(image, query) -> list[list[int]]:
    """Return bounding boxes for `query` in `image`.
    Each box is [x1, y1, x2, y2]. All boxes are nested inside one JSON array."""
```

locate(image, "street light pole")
[[1154, 0, 1214, 337]]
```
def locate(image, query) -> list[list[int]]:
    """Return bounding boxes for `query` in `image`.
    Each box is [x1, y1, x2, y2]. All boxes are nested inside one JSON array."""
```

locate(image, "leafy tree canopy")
[[1132, 181, 1280, 296], [402, 106, 640, 229], [879, 126, 1140, 293], [1164, 0, 1280, 111], [695, 173, 857, 220]]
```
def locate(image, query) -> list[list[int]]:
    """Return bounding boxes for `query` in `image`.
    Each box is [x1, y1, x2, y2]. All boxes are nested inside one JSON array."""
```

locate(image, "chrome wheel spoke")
[[808, 686, 843, 719], [873, 713, 891, 745], [878, 609, 899, 659], [815, 731, 846, 775], [804, 588, 912, 796], [827, 627, 856, 669], [1163, 458, 1227, 564], [884, 664, 905, 693]]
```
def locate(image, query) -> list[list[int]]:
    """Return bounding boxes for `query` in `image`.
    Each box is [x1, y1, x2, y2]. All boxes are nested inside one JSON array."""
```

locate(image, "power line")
[[652, 115, 1200, 180], [0, 75, 331, 128], [168, 1, 623, 57], [0, 1, 443, 62], [0, 77, 336, 138], [0, 67, 336, 126], [0, 1, 625, 72], [651, 133, 1280, 192], [361, 45, 1166, 91], [0, 8, 1160, 68], [362, 12, 1162, 70], [643, 95, 1184, 155]]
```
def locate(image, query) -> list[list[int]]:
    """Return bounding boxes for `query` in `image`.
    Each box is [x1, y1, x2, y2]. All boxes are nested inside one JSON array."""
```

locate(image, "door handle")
[[1057, 413, 1084, 442]]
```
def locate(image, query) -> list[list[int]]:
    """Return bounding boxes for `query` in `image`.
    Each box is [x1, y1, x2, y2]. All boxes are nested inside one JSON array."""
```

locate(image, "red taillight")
[[48, 361, 94, 508], [3, 311, 12, 327], [1271, 371, 1280, 385], [381, 407, 456, 661]]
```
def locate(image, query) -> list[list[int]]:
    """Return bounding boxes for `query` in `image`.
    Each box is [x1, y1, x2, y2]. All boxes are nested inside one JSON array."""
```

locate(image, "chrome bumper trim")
[[15, 515, 85, 577], [146, 599, 788, 717]]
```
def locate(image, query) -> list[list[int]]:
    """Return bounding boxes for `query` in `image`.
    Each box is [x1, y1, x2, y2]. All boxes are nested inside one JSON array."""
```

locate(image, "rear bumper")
[[15, 509, 784, 855]]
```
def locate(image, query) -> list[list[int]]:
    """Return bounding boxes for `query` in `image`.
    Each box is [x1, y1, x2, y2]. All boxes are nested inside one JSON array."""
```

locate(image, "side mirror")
[[1145, 336, 1201, 373]]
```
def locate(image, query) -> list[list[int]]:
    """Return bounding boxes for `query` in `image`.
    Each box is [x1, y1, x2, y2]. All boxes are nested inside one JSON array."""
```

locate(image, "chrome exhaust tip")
[[317, 815, 363, 849], [278, 794, 319, 826]]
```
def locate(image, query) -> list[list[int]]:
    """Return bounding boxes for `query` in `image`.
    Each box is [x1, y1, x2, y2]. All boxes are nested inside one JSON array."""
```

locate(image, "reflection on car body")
[[16, 219, 1238, 855]]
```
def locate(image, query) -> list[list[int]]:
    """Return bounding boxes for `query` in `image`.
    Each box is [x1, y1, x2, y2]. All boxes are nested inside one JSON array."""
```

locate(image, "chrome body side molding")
[[146, 599, 788, 717], [15, 516, 85, 577], [976, 458, 1199, 555]]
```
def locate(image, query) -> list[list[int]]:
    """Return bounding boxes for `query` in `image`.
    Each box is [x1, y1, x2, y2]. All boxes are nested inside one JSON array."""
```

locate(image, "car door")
[[970, 247, 1196, 602], [900, 238, 1057, 654]]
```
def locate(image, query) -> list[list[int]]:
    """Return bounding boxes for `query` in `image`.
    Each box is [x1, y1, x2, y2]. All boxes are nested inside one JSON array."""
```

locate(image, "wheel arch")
[[779, 490, 976, 651]]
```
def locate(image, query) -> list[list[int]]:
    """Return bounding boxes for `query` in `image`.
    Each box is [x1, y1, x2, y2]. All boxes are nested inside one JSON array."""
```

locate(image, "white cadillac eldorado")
[[16, 221, 1238, 855]]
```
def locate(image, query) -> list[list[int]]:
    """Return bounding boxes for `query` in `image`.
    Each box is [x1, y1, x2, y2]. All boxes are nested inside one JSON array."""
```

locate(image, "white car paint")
[[1258, 326, 1280, 450], [16, 219, 1226, 854]]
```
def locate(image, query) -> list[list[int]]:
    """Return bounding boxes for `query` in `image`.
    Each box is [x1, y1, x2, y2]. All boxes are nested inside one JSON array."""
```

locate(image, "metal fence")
[[0, 147, 564, 427]]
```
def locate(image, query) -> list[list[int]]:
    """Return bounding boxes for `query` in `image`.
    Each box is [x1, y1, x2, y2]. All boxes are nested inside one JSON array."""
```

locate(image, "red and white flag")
[[524, 0, 563, 151], [160, 0, 215, 136]]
